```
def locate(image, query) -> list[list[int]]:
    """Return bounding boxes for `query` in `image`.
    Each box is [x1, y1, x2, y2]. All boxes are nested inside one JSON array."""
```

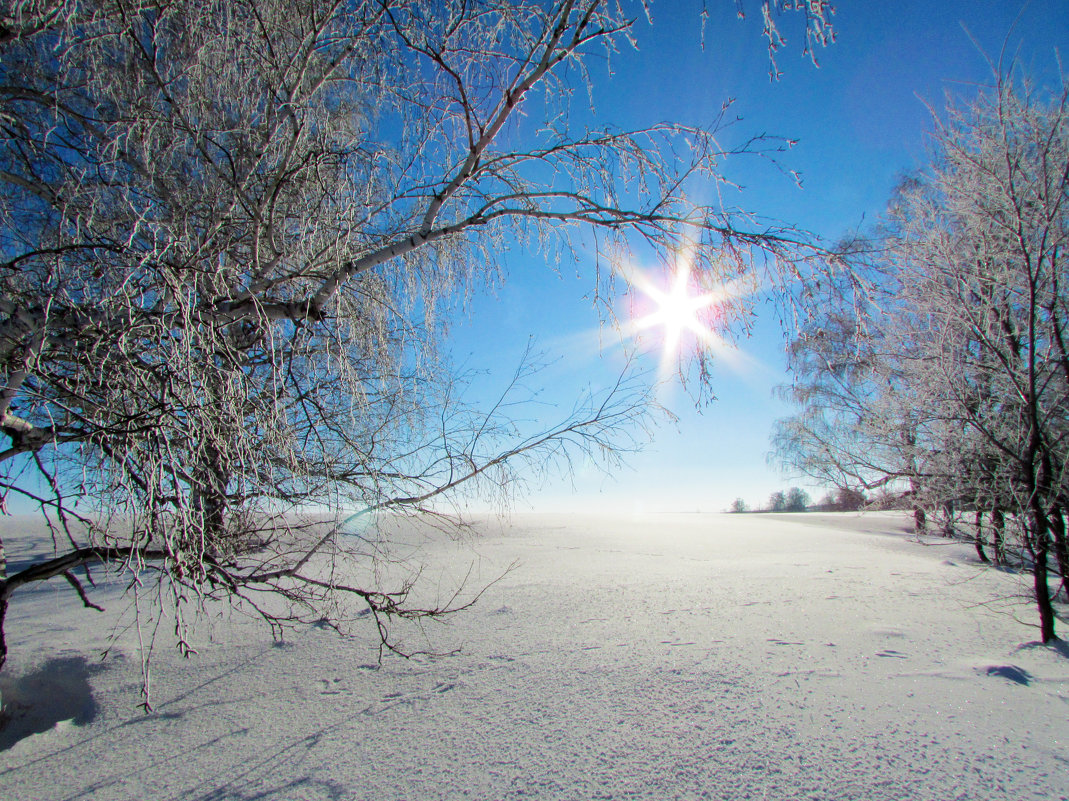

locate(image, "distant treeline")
[[729, 486, 867, 514]]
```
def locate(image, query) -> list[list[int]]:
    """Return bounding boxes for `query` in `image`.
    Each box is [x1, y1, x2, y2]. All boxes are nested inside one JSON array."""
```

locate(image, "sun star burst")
[[621, 258, 723, 381], [634, 263, 717, 347]]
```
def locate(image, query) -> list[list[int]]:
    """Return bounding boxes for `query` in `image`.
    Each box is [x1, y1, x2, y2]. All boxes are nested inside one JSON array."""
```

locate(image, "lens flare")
[[618, 254, 742, 385]]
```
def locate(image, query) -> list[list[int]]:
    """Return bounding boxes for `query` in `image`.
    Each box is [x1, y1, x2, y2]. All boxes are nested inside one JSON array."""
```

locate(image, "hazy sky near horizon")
[[448, 0, 1069, 514]]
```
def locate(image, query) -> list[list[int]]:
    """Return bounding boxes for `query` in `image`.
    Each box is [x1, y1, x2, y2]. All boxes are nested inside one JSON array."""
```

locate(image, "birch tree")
[[886, 76, 1069, 641], [771, 254, 936, 531], [0, 0, 833, 684], [776, 72, 1069, 641]]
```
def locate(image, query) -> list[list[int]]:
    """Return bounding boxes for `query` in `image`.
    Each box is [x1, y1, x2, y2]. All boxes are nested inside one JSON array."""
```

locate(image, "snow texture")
[[1, 511, 1067, 800]]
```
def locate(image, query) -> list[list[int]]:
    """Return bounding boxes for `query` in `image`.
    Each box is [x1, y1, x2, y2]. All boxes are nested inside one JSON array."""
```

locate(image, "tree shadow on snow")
[[0, 655, 100, 750], [195, 775, 350, 801], [1015, 638, 1069, 660], [983, 665, 1033, 685]]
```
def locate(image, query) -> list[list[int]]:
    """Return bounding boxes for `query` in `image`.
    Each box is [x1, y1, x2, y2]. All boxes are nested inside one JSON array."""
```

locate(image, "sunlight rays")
[[524, 246, 759, 401], [618, 248, 747, 386]]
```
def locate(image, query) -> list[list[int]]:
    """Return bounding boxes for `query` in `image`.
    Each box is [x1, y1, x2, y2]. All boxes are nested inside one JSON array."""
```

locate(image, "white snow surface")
[[1, 511, 1067, 800]]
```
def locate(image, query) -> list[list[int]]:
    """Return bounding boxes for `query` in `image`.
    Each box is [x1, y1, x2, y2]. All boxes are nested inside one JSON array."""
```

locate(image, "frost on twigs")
[[773, 69, 1069, 642], [0, 0, 829, 697]]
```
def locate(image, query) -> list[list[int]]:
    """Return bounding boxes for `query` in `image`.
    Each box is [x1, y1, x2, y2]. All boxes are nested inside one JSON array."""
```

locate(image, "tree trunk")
[[1049, 506, 1069, 598], [909, 476, 926, 534], [991, 506, 1005, 565], [0, 533, 6, 670], [913, 505, 927, 534], [191, 346, 235, 555], [1028, 508, 1058, 642], [941, 500, 955, 538], [0, 588, 8, 671], [191, 439, 230, 557], [974, 509, 990, 563]]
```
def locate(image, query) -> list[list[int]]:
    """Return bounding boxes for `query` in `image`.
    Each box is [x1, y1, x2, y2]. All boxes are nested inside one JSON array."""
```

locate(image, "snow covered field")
[[1, 511, 1067, 801]]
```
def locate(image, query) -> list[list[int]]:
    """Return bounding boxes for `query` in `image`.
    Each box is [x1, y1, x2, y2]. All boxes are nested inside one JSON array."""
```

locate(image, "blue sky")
[[448, 0, 1069, 513]]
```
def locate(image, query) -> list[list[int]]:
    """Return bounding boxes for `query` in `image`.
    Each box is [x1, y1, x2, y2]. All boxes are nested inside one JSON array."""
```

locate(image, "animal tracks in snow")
[[319, 677, 347, 695]]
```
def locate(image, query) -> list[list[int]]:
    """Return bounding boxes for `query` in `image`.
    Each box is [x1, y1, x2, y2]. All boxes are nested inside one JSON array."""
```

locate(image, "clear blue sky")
[[448, 0, 1069, 513]]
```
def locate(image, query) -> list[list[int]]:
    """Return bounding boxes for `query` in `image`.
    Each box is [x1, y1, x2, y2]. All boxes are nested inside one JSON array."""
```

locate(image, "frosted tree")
[[0, 0, 833, 686], [771, 256, 934, 531], [776, 71, 1069, 641], [884, 74, 1069, 640]]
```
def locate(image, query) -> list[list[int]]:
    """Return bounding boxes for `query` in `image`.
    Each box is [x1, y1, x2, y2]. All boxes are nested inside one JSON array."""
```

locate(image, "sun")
[[621, 258, 723, 378], [611, 250, 752, 387], [633, 261, 718, 350]]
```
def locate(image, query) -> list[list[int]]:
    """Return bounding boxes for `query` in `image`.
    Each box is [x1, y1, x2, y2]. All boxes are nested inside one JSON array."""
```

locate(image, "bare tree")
[[770, 255, 934, 530], [785, 486, 809, 512], [767, 490, 787, 512], [0, 0, 833, 690], [776, 70, 1069, 641], [836, 487, 866, 511], [884, 74, 1069, 641]]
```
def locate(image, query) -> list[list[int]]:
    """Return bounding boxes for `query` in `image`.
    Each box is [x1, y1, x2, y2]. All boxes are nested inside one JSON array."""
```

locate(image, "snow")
[[1, 511, 1067, 800]]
